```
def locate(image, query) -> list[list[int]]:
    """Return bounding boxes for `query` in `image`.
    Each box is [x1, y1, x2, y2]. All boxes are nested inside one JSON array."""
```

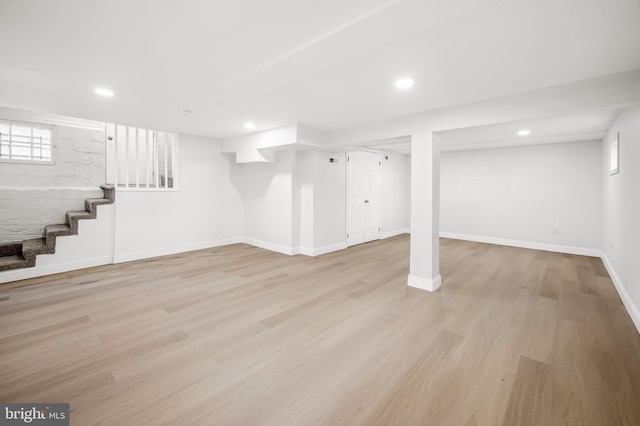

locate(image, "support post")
[[407, 131, 441, 291]]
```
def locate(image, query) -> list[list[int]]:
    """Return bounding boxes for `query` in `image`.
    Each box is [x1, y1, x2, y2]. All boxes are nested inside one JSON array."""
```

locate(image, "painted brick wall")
[[0, 124, 105, 243]]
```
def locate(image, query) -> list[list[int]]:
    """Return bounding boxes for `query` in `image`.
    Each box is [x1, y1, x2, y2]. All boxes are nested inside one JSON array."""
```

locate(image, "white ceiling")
[[0, 0, 639, 139], [365, 109, 620, 153], [437, 109, 620, 150]]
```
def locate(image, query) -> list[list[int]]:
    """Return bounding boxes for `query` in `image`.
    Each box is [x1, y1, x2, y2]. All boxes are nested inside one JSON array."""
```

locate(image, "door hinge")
[[379, 161, 381, 165], [347, 156, 350, 162], [379, 227, 380, 231], [347, 233, 349, 238]]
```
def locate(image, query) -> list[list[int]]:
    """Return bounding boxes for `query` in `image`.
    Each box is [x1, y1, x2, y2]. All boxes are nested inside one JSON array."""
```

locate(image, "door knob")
[[364, 200, 370, 203]]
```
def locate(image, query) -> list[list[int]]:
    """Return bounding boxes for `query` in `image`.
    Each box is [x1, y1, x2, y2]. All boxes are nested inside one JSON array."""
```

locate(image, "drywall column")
[[407, 131, 441, 291]]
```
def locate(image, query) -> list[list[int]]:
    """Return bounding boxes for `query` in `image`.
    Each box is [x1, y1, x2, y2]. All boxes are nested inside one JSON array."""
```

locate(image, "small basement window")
[[0, 120, 54, 163]]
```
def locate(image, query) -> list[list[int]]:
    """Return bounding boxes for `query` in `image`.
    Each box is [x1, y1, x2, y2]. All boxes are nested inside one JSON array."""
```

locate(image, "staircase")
[[0, 185, 115, 272]]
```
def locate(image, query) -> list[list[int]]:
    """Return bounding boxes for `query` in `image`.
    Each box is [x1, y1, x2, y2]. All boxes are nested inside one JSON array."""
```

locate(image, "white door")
[[347, 151, 380, 246]]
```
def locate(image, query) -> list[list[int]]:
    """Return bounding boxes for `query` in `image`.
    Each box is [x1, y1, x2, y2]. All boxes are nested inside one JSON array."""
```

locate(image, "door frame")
[[346, 150, 381, 247]]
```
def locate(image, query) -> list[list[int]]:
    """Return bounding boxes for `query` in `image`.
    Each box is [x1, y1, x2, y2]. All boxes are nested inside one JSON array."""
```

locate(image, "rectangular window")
[[0, 120, 54, 163], [106, 124, 178, 191]]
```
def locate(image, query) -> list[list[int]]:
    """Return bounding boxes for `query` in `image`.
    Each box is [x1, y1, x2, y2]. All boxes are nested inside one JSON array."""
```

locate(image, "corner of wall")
[[600, 251, 640, 335]]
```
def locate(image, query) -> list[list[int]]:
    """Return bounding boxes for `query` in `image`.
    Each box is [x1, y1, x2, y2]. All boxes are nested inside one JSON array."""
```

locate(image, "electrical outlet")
[[552, 227, 559, 235]]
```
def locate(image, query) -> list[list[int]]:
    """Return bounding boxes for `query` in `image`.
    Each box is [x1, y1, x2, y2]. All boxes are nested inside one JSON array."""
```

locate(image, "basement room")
[[1, 0, 639, 424]]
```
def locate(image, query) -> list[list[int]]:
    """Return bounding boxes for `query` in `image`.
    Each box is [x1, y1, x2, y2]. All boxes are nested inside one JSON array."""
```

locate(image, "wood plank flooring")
[[1, 235, 640, 425]]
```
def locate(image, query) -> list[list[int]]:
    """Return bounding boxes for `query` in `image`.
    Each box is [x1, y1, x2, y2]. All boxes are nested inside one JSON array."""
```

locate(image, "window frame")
[[106, 124, 179, 192], [0, 119, 57, 165]]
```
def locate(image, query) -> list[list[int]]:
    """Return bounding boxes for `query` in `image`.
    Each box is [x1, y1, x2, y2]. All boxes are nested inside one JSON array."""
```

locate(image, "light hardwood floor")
[[1, 235, 640, 425]]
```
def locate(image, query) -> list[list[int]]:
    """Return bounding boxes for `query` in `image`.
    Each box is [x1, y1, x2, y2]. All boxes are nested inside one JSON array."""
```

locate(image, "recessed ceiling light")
[[244, 122, 256, 129], [517, 129, 531, 136], [94, 87, 114, 97], [395, 78, 414, 89]]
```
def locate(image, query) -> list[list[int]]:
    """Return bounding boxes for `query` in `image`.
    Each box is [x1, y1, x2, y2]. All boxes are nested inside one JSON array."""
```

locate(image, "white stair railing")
[[105, 124, 176, 190]]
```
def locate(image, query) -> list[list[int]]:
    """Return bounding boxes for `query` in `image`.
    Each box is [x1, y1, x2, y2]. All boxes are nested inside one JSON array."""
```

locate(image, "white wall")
[[242, 148, 408, 255], [242, 151, 295, 253], [440, 141, 602, 254], [380, 151, 411, 237], [242, 150, 347, 256], [601, 106, 640, 332], [295, 151, 313, 251], [405, 155, 411, 227], [0, 125, 105, 188], [0, 133, 245, 282], [0, 123, 104, 243], [0, 188, 102, 244], [222, 124, 298, 163], [0, 133, 405, 283], [0, 203, 115, 284], [113, 134, 244, 262], [311, 152, 346, 252]]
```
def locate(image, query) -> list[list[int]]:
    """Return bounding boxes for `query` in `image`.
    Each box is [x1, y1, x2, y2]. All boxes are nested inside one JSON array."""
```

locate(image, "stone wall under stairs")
[[0, 185, 115, 272]]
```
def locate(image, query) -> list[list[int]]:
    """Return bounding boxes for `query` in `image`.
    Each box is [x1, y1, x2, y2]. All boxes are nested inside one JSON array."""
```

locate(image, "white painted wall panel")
[[600, 106, 640, 332], [114, 134, 244, 261], [242, 151, 294, 251], [380, 151, 410, 237], [312, 152, 346, 250], [440, 141, 602, 251]]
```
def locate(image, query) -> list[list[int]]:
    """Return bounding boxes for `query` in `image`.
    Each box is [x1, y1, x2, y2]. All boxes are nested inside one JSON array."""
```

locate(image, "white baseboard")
[[0, 256, 114, 284], [311, 242, 348, 256], [439, 232, 600, 257], [296, 246, 312, 256], [114, 237, 243, 263], [380, 228, 410, 239], [407, 274, 442, 292], [600, 252, 640, 335], [296, 242, 349, 256], [245, 239, 348, 257], [241, 237, 297, 256]]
